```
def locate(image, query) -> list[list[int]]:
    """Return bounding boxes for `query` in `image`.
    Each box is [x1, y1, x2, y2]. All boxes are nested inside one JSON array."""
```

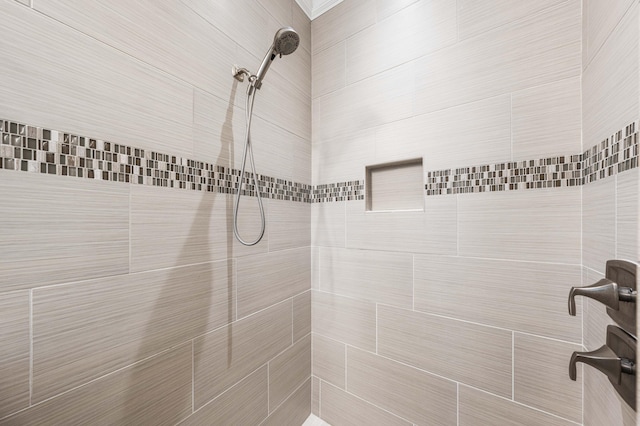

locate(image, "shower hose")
[[233, 79, 266, 246]]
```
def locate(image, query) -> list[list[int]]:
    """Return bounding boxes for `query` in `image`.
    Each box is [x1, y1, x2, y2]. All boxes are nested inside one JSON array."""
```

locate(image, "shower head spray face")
[[253, 27, 300, 90]]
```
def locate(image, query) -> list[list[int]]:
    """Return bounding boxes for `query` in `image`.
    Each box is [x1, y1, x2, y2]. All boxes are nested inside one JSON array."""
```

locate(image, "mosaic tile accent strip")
[[312, 181, 365, 203], [0, 119, 312, 203], [425, 121, 638, 196]]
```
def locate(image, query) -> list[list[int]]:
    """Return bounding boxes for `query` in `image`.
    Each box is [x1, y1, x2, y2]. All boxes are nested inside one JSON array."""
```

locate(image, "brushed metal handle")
[[570, 345, 635, 384], [568, 278, 619, 315]]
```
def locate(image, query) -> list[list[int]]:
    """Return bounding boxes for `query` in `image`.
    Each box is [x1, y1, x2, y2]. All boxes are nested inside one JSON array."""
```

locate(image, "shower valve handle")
[[569, 345, 634, 383], [568, 278, 621, 315]]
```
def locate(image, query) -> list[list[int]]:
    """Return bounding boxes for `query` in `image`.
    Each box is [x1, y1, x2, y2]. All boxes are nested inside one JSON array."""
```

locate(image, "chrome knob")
[[568, 278, 621, 315], [569, 345, 634, 383]]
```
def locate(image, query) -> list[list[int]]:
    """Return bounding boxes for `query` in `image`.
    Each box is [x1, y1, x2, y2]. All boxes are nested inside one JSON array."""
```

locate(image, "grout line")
[[258, 378, 311, 426]]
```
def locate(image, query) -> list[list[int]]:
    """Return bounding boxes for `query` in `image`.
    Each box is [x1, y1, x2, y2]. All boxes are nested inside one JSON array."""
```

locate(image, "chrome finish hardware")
[[567, 260, 637, 335], [569, 325, 636, 410]]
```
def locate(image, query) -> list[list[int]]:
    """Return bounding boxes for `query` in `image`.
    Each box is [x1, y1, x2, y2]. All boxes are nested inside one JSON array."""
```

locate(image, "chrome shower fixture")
[[231, 26, 300, 246], [233, 27, 300, 91]]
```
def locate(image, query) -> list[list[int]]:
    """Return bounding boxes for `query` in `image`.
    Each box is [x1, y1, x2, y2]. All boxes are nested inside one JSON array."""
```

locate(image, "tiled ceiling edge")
[[295, 0, 344, 20]]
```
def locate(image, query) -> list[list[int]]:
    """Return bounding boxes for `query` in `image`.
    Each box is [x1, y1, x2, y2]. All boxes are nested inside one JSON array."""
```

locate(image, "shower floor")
[[302, 414, 331, 426]]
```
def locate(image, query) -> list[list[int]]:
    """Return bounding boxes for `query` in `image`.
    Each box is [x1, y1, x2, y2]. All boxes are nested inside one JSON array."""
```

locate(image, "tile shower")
[[0, 1, 637, 426]]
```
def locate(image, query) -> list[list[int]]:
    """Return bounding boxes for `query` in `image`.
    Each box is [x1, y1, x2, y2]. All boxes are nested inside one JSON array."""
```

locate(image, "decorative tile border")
[[0, 118, 636, 203], [425, 121, 638, 196], [0, 119, 312, 202]]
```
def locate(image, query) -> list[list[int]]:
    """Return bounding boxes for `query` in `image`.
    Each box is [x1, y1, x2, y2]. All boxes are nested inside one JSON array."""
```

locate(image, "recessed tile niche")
[[366, 159, 424, 212]]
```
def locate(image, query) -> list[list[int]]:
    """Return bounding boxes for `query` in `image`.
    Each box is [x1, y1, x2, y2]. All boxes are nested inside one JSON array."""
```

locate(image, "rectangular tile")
[[0, 170, 129, 292], [583, 0, 636, 63], [375, 0, 420, 21], [583, 177, 616, 273], [458, 0, 568, 40], [320, 381, 411, 426], [237, 248, 310, 318], [312, 41, 346, 98], [193, 300, 292, 408], [378, 305, 512, 397], [313, 334, 345, 388], [312, 291, 376, 352], [269, 334, 311, 411], [346, 197, 457, 255], [414, 0, 581, 115], [584, 363, 637, 426], [312, 376, 320, 416], [182, 366, 268, 426], [458, 187, 582, 263], [0, 1, 193, 158], [311, 0, 376, 54], [514, 333, 582, 422], [312, 202, 346, 247], [346, 347, 457, 425], [414, 256, 583, 343], [293, 291, 312, 342], [512, 77, 582, 160], [318, 248, 412, 308], [263, 379, 311, 426], [32, 260, 234, 403], [459, 385, 575, 426], [2, 344, 192, 426], [583, 3, 639, 146], [269, 199, 311, 251], [0, 291, 30, 418], [616, 169, 639, 261], [312, 129, 375, 182], [375, 95, 511, 171], [346, 0, 456, 84]]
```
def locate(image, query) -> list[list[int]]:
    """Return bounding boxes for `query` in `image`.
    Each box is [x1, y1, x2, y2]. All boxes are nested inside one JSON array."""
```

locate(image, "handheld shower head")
[[253, 27, 300, 90]]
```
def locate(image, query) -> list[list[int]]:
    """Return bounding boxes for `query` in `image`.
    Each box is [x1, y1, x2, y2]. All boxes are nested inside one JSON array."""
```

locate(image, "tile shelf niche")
[[366, 158, 424, 212]]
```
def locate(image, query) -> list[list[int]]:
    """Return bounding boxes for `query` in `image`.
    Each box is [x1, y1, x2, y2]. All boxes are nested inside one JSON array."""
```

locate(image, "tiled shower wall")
[[311, 1, 637, 425], [0, 0, 312, 424], [581, 0, 639, 424]]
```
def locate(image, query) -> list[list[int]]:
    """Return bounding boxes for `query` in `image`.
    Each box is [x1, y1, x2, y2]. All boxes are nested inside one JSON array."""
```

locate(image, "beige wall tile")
[[263, 379, 311, 426], [583, 0, 636, 64], [414, 0, 581, 115], [258, 0, 293, 29], [0, 1, 194, 159], [320, 381, 411, 426], [293, 1, 311, 54], [583, 3, 638, 147], [312, 291, 376, 352], [346, 0, 456, 84], [616, 169, 639, 261], [316, 63, 414, 141], [193, 300, 292, 408], [346, 347, 457, 425], [312, 202, 346, 248], [3, 344, 192, 426], [459, 385, 576, 426], [512, 77, 582, 160], [237, 248, 310, 318], [514, 333, 583, 422], [293, 291, 312, 342], [32, 0, 240, 105], [312, 376, 320, 416], [378, 305, 512, 398], [182, 366, 269, 426], [269, 199, 311, 251], [313, 41, 346, 98], [319, 248, 413, 308], [32, 260, 234, 403], [0, 291, 30, 418], [583, 177, 616, 273], [584, 365, 637, 426], [0, 171, 128, 292], [458, 0, 567, 40], [269, 335, 311, 411], [375, 0, 420, 22], [414, 256, 582, 343], [312, 129, 375, 182], [313, 334, 345, 388], [311, 247, 321, 290], [375, 95, 511, 170], [311, 0, 376, 54], [346, 198, 457, 255], [458, 187, 582, 264]]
